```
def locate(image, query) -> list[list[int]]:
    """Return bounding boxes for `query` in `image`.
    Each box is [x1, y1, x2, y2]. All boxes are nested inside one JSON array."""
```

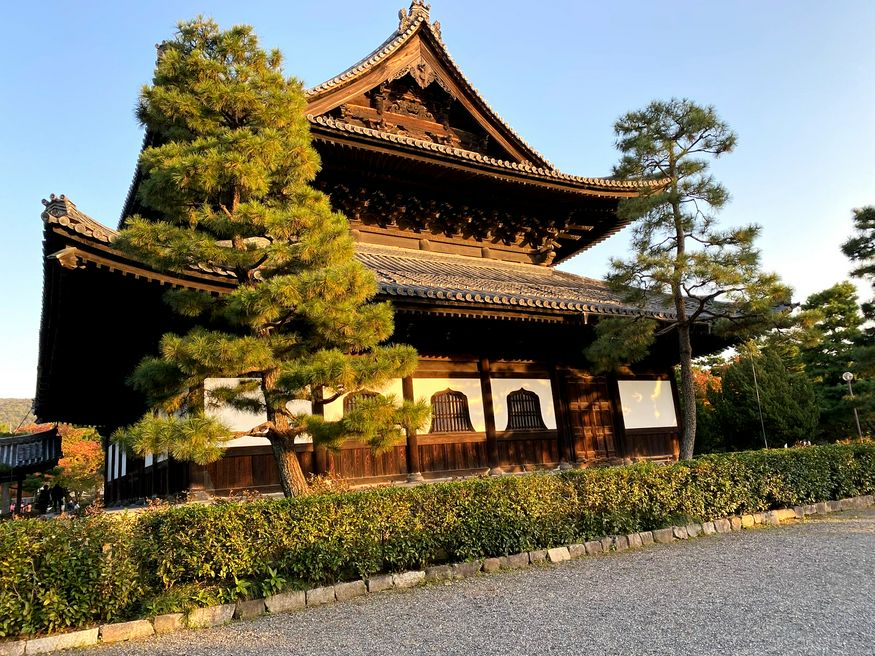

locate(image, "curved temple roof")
[[42, 194, 678, 321]]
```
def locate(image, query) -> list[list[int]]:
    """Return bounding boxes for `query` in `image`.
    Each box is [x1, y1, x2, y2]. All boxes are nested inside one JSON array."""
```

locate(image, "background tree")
[[840, 206, 875, 434], [587, 99, 789, 459], [53, 425, 104, 503], [113, 18, 424, 497], [713, 345, 818, 449], [799, 282, 866, 438]]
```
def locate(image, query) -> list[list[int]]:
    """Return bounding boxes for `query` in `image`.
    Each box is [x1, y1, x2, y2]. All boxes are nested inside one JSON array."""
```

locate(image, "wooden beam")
[[478, 357, 502, 475], [402, 376, 423, 481]]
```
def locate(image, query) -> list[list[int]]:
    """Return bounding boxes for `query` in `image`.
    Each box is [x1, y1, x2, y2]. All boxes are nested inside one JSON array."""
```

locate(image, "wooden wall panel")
[[564, 376, 618, 461]]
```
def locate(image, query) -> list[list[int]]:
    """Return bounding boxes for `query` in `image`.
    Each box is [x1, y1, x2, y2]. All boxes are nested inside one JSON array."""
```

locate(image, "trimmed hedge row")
[[2, 443, 874, 638]]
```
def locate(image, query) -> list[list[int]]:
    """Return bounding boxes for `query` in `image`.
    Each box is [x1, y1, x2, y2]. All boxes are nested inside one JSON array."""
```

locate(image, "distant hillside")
[[0, 398, 35, 430]]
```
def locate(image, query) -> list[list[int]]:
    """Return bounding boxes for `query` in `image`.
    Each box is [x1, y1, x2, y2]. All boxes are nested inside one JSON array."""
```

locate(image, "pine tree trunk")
[[677, 322, 697, 460], [269, 436, 309, 497]]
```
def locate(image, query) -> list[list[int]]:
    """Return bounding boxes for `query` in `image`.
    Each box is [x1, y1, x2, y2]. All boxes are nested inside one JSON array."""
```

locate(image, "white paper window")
[[617, 380, 677, 429]]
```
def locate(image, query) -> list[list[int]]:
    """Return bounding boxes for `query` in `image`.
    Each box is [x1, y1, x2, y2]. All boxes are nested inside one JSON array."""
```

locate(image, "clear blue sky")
[[2, 1, 874, 399]]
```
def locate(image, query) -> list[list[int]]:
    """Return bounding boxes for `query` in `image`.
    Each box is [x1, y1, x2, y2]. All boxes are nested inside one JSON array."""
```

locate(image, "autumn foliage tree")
[[113, 18, 426, 497]]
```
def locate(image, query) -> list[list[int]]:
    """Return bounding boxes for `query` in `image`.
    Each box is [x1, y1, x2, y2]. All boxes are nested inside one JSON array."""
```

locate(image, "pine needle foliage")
[[112, 18, 422, 496], [587, 99, 790, 459], [840, 206, 875, 434]]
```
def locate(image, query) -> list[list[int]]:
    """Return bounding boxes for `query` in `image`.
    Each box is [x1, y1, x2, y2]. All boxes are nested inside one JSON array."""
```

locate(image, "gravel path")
[[85, 508, 875, 656]]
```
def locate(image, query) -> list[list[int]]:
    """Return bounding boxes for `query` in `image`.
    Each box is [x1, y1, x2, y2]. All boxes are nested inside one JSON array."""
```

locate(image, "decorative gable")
[[306, 1, 550, 167]]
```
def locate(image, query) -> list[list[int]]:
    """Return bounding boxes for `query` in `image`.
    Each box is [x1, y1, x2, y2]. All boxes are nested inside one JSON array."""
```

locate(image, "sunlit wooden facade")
[[35, 3, 723, 501]]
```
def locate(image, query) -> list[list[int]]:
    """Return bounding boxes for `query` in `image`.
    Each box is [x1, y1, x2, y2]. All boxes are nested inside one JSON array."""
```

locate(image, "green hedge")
[[1, 444, 874, 638]]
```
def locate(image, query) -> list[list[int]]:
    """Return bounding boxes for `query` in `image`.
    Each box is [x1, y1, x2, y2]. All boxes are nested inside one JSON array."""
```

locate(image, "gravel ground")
[[84, 508, 875, 656]]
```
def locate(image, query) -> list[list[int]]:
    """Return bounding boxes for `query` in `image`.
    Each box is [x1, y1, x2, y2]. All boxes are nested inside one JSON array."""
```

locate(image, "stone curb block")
[[741, 515, 755, 528], [452, 561, 482, 579], [0, 640, 25, 656], [528, 549, 548, 564], [627, 532, 643, 548], [793, 506, 805, 519], [773, 508, 797, 522], [685, 524, 702, 538], [234, 599, 266, 621], [392, 570, 425, 588], [639, 531, 654, 546], [652, 528, 673, 544], [546, 547, 571, 563], [503, 553, 530, 569], [25, 628, 99, 654], [753, 512, 766, 524], [584, 540, 603, 555], [672, 526, 688, 540], [152, 613, 185, 634], [482, 557, 502, 573], [599, 537, 613, 552], [425, 564, 454, 582], [714, 518, 732, 533], [729, 516, 742, 531], [305, 586, 335, 606], [99, 619, 154, 644], [366, 574, 394, 593], [568, 543, 586, 559], [334, 580, 367, 602], [827, 500, 841, 512], [701, 521, 716, 535], [265, 590, 305, 613], [613, 535, 629, 551], [187, 604, 235, 629]]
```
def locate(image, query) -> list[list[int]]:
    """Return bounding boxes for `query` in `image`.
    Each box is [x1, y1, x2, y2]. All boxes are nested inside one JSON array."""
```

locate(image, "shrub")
[[1, 443, 874, 638]]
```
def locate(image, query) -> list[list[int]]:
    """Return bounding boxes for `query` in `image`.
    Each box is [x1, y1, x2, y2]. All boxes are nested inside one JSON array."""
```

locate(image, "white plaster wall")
[[107, 443, 116, 480], [205, 378, 314, 445], [144, 453, 153, 468], [617, 379, 678, 429], [205, 378, 267, 432], [322, 379, 404, 422], [490, 378, 556, 431], [120, 448, 127, 477], [412, 378, 486, 432]]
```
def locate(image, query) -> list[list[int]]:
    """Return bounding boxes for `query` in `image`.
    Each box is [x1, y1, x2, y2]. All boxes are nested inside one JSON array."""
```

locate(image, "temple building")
[[35, 3, 721, 501]]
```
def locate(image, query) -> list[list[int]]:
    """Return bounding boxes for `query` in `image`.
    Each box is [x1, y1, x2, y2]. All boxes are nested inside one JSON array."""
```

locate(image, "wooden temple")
[[35, 2, 722, 501]]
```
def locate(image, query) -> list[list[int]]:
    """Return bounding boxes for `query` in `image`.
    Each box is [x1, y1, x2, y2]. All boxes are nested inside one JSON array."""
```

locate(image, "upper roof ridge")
[[305, 3, 554, 169], [41, 194, 115, 244]]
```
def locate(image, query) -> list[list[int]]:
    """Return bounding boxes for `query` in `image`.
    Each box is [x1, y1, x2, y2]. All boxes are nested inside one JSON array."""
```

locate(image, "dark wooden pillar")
[[312, 388, 329, 475], [479, 357, 503, 475], [402, 376, 423, 481], [15, 476, 23, 515], [549, 364, 575, 466], [607, 373, 628, 462]]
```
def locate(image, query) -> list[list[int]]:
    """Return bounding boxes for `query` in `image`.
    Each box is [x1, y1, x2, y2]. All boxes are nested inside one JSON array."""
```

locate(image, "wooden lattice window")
[[505, 388, 547, 431], [429, 389, 474, 433], [343, 390, 378, 415]]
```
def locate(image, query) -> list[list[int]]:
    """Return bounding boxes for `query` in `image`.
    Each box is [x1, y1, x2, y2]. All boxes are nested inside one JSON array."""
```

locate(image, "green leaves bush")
[[1, 443, 874, 639]]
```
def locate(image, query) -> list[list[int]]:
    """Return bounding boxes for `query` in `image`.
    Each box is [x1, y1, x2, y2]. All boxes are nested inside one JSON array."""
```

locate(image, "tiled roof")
[[356, 243, 677, 319], [306, 1, 553, 169], [42, 196, 674, 320], [41, 195, 114, 243], [308, 115, 649, 192]]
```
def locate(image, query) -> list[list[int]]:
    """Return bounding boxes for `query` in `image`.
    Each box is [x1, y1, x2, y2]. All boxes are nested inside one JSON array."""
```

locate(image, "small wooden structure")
[[34, 3, 724, 501], [0, 426, 62, 514]]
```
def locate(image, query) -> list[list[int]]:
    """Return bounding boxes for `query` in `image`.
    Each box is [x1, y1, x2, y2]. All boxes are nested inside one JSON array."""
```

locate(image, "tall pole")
[[748, 344, 768, 449], [842, 372, 864, 440]]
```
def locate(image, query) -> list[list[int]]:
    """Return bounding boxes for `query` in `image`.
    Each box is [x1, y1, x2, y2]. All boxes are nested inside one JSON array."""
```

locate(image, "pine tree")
[[840, 206, 875, 435], [586, 99, 790, 459], [713, 345, 818, 450], [799, 282, 866, 438], [113, 18, 426, 497]]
